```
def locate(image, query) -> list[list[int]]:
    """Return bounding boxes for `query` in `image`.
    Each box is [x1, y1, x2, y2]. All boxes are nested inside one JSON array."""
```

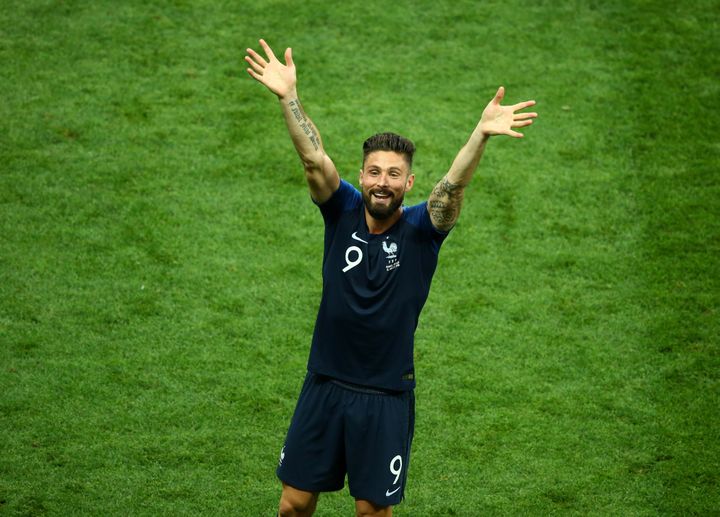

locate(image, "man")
[[245, 39, 536, 517]]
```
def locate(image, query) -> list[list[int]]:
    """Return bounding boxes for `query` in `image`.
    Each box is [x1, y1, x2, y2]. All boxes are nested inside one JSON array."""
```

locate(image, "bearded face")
[[360, 151, 414, 222], [362, 185, 406, 220]]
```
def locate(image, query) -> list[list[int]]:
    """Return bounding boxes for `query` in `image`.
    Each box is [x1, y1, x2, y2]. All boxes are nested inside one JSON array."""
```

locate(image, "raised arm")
[[245, 39, 339, 203], [428, 87, 537, 231]]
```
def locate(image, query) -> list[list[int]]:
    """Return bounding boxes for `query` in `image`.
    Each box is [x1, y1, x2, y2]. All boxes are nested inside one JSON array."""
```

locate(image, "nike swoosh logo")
[[386, 486, 401, 497], [351, 232, 368, 244]]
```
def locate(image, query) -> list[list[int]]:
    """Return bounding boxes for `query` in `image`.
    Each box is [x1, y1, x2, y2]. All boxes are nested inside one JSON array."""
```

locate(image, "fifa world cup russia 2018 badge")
[[383, 239, 400, 272]]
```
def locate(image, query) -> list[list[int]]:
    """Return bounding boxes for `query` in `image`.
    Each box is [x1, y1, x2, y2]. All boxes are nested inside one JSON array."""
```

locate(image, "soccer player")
[[245, 39, 537, 517]]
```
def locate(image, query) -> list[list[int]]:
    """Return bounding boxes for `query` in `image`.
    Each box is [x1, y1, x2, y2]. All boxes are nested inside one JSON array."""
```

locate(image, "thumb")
[[493, 86, 505, 105], [285, 47, 294, 67]]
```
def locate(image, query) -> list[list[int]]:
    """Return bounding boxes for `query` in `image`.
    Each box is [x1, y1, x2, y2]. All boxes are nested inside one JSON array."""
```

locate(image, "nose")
[[377, 172, 389, 187]]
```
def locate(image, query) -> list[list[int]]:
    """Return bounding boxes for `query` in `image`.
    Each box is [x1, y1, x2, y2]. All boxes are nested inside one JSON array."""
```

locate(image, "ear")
[[358, 168, 364, 186], [405, 173, 415, 191]]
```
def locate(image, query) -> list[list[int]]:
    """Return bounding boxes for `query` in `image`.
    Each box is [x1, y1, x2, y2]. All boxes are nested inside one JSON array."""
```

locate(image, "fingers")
[[511, 111, 537, 131], [245, 39, 276, 71], [492, 87, 536, 112], [245, 40, 292, 77], [259, 38, 277, 60], [245, 47, 267, 67], [511, 119, 534, 128], [245, 53, 265, 75], [246, 67, 262, 81], [512, 100, 536, 111], [245, 45, 268, 83]]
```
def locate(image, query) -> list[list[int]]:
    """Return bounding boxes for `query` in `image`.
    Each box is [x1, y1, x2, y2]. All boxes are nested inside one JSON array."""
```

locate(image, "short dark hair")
[[362, 132, 416, 169]]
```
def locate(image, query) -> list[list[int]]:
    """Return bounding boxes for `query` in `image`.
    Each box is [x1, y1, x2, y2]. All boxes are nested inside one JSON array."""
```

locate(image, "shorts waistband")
[[327, 378, 398, 396]]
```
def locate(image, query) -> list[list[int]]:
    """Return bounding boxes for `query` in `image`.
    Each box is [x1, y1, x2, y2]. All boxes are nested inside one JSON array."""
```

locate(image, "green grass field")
[[2, 0, 718, 515]]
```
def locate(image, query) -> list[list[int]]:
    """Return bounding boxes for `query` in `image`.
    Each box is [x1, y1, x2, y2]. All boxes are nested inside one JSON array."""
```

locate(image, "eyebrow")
[[368, 166, 403, 173]]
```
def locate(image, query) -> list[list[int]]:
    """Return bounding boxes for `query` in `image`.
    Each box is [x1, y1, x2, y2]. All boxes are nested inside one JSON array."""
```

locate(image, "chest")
[[324, 216, 423, 287]]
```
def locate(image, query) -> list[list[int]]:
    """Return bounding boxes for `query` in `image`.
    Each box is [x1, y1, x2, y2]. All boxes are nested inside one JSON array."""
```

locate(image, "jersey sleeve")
[[404, 202, 451, 253], [315, 179, 362, 223]]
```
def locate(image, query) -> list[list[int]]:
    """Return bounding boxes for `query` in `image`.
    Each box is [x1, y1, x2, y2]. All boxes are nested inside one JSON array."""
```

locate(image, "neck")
[[365, 207, 403, 234]]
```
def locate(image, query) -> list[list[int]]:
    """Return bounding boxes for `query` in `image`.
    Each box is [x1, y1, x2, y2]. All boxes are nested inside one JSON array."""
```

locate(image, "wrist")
[[472, 125, 491, 144], [278, 87, 298, 102]]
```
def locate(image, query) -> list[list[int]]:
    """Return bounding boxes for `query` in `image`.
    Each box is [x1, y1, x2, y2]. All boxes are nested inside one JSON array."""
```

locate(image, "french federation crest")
[[383, 239, 400, 271], [382, 240, 398, 259]]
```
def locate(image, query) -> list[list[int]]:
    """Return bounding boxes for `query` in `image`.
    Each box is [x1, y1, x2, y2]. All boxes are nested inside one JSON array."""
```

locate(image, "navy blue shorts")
[[277, 372, 415, 506]]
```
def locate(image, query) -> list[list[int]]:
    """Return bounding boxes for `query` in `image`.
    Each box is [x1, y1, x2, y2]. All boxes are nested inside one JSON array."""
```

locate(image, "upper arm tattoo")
[[429, 176, 465, 230]]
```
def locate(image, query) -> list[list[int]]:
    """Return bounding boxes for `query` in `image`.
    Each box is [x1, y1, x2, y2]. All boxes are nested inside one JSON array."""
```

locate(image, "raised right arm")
[[245, 39, 339, 203]]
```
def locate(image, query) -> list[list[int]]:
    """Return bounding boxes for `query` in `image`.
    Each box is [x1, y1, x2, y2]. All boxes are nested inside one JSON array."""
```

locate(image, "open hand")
[[480, 87, 537, 138], [245, 39, 296, 99]]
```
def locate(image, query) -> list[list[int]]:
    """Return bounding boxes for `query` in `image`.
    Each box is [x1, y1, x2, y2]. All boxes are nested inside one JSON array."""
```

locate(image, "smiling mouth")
[[372, 191, 392, 203]]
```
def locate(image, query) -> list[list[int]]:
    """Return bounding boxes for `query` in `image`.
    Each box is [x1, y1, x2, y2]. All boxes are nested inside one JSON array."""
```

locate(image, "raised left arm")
[[428, 87, 537, 231]]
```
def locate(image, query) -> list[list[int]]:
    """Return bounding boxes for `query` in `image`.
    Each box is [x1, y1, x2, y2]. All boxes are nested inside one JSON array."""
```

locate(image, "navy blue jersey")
[[307, 180, 450, 392]]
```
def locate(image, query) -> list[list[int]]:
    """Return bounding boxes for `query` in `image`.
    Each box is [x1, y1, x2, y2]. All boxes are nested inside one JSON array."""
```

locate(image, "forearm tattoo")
[[288, 99, 321, 151], [429, 176, 465, 229]]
